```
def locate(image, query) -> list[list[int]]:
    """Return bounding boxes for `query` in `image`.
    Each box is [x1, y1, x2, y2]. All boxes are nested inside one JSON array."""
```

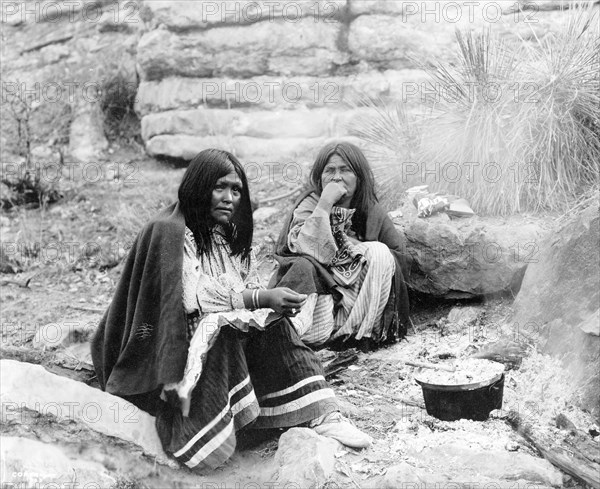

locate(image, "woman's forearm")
[[240, 288, 269, 310], [315, 197, 334, 215], [288, 207, 338, 264]]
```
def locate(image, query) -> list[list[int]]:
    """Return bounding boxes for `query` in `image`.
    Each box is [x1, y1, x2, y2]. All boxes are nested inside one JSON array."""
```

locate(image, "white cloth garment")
[[166, 226, 272, 416]]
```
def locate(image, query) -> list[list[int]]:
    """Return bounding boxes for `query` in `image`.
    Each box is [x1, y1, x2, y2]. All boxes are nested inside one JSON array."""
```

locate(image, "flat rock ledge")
[[0, 359, 174, 467]]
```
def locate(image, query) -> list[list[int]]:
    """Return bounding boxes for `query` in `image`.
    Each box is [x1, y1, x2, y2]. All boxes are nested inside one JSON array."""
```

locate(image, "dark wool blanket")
[[91, 202, 189, 411], [269, 190, 412, 341]]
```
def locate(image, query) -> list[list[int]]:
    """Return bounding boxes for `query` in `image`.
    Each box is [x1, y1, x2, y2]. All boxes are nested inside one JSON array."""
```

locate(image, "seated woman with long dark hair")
[[92, 149, 371, 472], [269, 142, 411, 351]]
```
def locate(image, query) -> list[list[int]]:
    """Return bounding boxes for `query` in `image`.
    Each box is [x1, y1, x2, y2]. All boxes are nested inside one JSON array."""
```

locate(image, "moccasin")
[[313, 411, 372, 449]]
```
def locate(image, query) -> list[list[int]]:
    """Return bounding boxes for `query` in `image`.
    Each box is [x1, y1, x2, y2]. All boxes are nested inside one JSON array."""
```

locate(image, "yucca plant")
[[416, 28, 527, 215], [346, 96, 422, 210], [348, 6, 600, 216], [517, 8, 600, 211]]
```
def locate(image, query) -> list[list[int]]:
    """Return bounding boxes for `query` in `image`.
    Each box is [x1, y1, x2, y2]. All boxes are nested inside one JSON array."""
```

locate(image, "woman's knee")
[[363, 242, 394, 265], [302, 323, 333, 347]]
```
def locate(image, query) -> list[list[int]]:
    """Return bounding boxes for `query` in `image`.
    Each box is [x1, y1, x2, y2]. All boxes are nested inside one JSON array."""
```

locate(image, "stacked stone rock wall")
[[135, 0, 585, 161], [2, 1, 590, 163]]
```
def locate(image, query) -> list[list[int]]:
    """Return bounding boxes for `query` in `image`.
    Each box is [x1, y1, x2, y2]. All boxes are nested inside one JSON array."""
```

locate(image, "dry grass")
[[347, 97, 423, 210], [516, 9, 600, 211], [349, 6, 600, 215], [2, 156, 180, 274], [99, 71, 141, 144], [557, 182, 600, 224]]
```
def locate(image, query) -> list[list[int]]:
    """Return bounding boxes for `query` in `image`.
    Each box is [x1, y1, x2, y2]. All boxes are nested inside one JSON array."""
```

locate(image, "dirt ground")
[[1, 148, 597, 488]]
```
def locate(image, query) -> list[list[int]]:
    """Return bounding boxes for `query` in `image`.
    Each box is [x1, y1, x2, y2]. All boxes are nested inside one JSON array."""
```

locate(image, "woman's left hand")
[[260, 288, 307, 316]]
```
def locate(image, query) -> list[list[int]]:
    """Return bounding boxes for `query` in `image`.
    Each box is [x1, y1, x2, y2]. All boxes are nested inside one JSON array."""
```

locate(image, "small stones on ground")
[[54, 342, 94, 370], [490, 409, 509, 419], [505, 441, 520, 451], [447, 305, 483, 325]]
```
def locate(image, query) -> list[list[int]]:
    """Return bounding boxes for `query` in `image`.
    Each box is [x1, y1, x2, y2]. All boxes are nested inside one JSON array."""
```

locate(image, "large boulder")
[[141, 108, 243, 141], [512, 205, 599, 338], [137, 19, 345, 81], [270, 428, 342, 488], [134, 70, 428, 115], [348, 0, 530, 18], [141, 108, 339, 141], [1, 0, 117, 27], [348, 0, 406, 16], [0, 359, 173, 466], [347, 14, 457, 69], [146, 134, 232, 160], [145, 133, 329, 160], [142, 0, 347, 30], [136, 75, 345, 114], [512, 205, 600, 418], [394, 203, 549, 298], [346, 5, 580, 70]]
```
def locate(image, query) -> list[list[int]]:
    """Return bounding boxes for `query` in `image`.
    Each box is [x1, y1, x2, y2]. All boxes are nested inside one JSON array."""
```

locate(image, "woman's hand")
[[261, 287, 307, 316], [319, 182, 347, 209]]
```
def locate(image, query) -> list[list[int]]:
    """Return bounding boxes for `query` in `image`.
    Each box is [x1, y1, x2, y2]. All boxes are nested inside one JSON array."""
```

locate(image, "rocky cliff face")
[[1, 0, 141, 162], [133, 0, 584, 161], [2, 0, 588, 163]]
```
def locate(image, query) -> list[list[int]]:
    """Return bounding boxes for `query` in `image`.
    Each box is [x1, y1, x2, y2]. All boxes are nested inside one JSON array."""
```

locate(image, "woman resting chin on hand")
[[91, 148, 371, 473], [269, 141, 412, 352]]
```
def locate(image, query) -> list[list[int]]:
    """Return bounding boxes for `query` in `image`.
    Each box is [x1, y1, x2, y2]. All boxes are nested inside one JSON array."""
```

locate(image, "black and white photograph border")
[[1, 0, 599, 488]]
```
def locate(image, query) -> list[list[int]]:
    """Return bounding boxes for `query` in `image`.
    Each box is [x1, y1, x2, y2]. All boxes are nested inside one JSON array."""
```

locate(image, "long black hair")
[[309, 141, 378, 239], [178, 149, 253, 260]]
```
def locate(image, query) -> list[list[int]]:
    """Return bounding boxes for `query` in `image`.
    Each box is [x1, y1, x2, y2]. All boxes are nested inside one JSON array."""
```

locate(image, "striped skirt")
[[291, 241, 396, 346], [155, 318, 338, 471]]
